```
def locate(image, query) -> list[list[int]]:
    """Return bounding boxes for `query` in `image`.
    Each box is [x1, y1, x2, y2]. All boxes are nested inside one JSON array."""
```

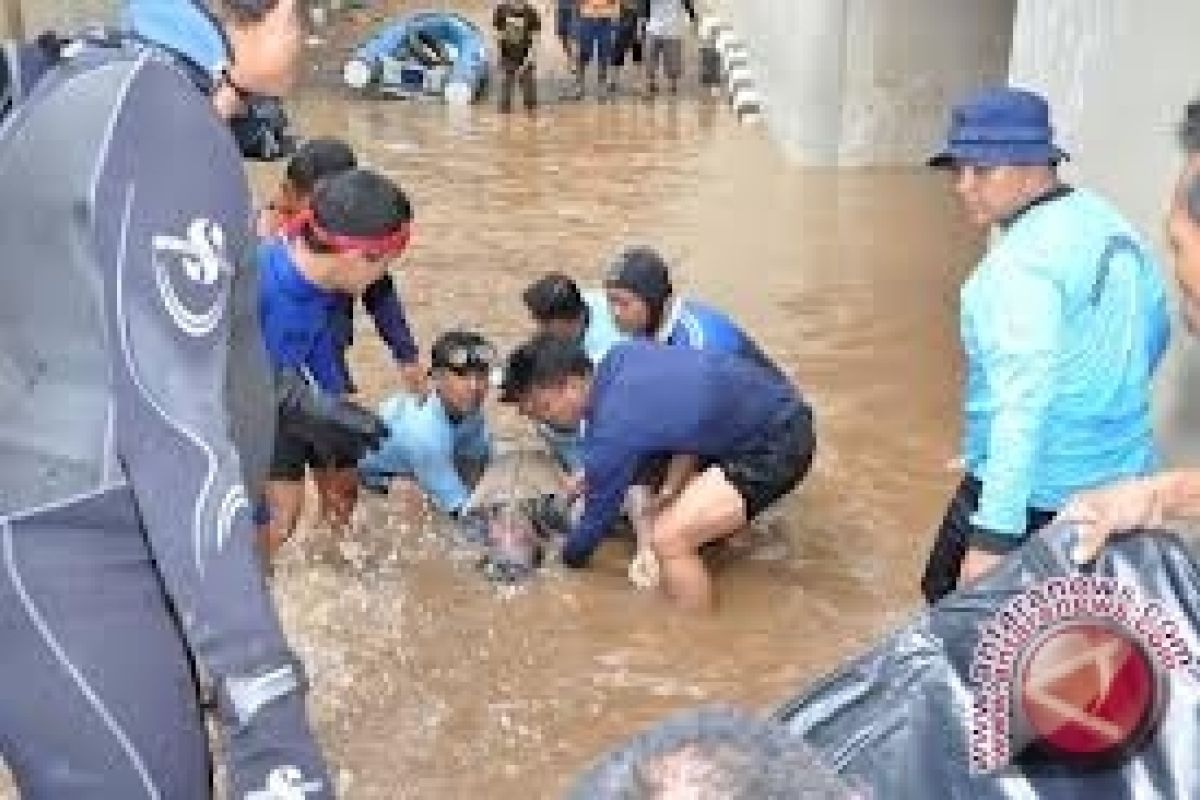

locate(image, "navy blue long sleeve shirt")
[[330, 275, 419, 365], [563, 341, 804, 567]]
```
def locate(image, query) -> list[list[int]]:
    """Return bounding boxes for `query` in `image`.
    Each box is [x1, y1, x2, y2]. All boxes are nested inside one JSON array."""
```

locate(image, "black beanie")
[[603, 246, 673, 308]]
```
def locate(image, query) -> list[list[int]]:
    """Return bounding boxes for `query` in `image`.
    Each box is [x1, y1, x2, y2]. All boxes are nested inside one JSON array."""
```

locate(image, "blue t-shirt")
[[358, 392, 492, 514], [658, 298, 783, 377], [564, 341, 804, 566], [257, 238, 346, 395]]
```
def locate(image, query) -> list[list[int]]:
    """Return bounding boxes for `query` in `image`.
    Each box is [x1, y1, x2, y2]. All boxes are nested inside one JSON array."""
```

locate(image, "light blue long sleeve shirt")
[[359, 392, 492, 514], [541, 289, 626, 471], [962, 187, 1170, 538]]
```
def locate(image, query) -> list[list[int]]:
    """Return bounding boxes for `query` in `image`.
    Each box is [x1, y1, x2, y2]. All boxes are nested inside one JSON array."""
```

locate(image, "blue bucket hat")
[[929, 87, 1068, 168]]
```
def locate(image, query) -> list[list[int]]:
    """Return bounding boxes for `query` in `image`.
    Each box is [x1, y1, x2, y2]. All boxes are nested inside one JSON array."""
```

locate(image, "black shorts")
[[920, 474, 1054, 604], [719, 403, 815, 520], [269, 426, 359, 482]]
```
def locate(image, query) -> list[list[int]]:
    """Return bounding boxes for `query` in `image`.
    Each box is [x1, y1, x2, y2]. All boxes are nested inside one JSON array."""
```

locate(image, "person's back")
[[590, 341, 800, 459], [663, 298, 785, 378], [962, 186, 1170, 508]]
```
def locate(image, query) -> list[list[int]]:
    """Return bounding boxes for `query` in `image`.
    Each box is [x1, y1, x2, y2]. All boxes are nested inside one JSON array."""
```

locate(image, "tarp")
[[777, 525, 1200, 799]]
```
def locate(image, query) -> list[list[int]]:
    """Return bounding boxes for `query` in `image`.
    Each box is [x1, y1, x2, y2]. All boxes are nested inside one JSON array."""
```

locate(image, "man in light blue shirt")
[[522, 273, 626, 471], [921, 87, 1171, 602], [359, 331, 495, 515]]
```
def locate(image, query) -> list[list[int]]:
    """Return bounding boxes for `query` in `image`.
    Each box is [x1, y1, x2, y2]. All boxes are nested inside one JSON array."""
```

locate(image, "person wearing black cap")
[[500, 335, 814, 611], [359, 331, 496, 519], [260, 137, 425, 399], [259, 168, 415, 557], [920, 86, 1171, 603], [0, 1, 334, 796], [603, 245, 782, 377]]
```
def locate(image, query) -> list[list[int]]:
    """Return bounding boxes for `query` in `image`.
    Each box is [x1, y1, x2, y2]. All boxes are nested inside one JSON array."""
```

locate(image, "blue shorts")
[[576, 17, 615, 65], [556, 3, 576, 39]]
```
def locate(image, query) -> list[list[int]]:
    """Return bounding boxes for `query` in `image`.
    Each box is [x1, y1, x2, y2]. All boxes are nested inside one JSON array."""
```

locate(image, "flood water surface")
[[0, 2, 985, 798]]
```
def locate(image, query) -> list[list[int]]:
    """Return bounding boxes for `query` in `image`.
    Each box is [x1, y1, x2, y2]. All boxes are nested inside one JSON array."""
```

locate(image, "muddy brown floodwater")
[[1, 1, 985, 798]]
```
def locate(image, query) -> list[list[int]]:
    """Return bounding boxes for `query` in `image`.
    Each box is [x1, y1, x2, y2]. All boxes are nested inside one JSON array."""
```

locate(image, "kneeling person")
[[359, 331, 495, 520], [501, 336, 815, 610]]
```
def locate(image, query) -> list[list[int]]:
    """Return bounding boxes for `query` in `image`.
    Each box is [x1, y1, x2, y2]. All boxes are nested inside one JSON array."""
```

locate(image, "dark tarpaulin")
[[776, 525, 1200, 799]]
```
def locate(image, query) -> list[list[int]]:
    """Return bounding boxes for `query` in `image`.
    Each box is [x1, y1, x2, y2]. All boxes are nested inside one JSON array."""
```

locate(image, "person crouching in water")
[[494, 0, 542, 113], [258, 168, 414, 557], [359, 332, 495, 531], [501, 334, 815, 611]]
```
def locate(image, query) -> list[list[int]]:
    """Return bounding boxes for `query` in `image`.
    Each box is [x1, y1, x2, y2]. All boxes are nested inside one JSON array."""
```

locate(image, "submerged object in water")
[[343, 11, 489, 104], [776, 525, 1200, 798], [465, 445, 569, 583]]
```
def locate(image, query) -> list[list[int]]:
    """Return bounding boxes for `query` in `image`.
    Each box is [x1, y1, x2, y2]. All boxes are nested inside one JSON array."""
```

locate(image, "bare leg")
[[650, 467, 747, 611], [261, 479, 305, 558]]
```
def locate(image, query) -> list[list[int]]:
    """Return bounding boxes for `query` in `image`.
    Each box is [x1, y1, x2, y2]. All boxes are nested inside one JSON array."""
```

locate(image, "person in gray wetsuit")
[[0, 1, 333, 798]]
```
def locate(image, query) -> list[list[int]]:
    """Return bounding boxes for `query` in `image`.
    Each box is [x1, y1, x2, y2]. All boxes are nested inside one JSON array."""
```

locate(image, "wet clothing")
[[656, 297, 784, 378], [493, 3, 541, 65], [576, 18, 616, 68], [540, 289, 626, 472], [563, 342, 812, 567], [257, 238, 347, 397], [611, 3, 644, 67], [958, 187, 1170, 546], [920, 475, 1054, 603], [556, 0, 578, 40], [645, 36, 683, 81], [0, 40, 328, 799], [499, 62, 538, 112], [329, 274, 419, 391], [358, 393, 492, 515]]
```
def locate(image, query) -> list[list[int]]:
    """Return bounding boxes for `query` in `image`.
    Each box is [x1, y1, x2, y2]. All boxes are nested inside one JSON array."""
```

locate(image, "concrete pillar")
[[838, 0, 1016, 166], [729, 0, 1014, 166], [1008, 0, 1200, 464], [726, 0, 848, 165]]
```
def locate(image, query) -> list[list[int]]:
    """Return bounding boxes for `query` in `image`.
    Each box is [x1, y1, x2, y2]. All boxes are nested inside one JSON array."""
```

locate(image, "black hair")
[[499, 333, 593, 403], [1180, 100, 1200, 223], [566, 706, 852, 800], [302, 168, 412, 253], [431, 330, 495, 373], [218, 0, 284, 25], [523, 274, 588, 323], [286, 138, 358, 194]]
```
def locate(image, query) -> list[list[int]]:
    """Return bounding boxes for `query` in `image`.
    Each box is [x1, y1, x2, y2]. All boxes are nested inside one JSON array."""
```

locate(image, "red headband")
[[283, 207, 413, 258]]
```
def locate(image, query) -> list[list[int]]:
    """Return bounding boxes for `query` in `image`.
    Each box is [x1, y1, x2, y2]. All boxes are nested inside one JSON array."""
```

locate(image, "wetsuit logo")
[[245, 766, 324, 799], [152, 218, 232, 337]]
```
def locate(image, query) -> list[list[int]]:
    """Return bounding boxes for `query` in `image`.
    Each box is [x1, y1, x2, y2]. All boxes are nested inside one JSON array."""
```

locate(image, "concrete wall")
[[727, 0, 1014, 166], [838, 0, 1015, 165], [725, 0, 848, 165]]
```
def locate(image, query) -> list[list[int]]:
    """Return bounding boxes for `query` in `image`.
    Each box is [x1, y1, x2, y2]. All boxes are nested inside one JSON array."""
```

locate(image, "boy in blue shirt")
[[603, 245, 783, 376], [259, 168, 414, 556], [501, 335, 815, 611], [522, 273, 626, 471], [259, 137, 424, 396], [359, 331, 495, 518]]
